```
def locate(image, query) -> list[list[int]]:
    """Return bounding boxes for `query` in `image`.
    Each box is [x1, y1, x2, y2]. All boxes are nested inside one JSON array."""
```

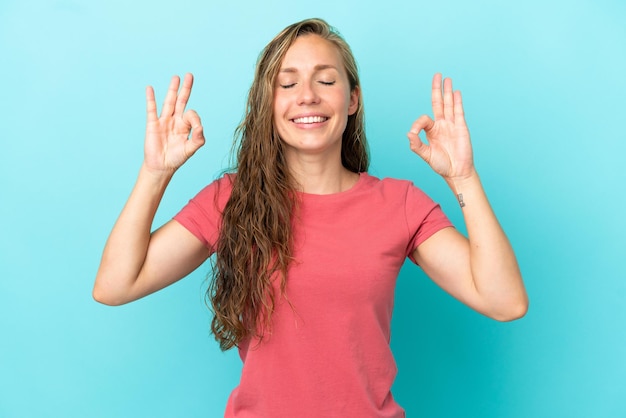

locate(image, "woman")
[[94, 18, 528, 417]]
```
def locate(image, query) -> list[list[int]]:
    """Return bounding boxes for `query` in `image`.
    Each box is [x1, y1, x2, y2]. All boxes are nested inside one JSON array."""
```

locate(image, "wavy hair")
[[209, 18, 368, 350]]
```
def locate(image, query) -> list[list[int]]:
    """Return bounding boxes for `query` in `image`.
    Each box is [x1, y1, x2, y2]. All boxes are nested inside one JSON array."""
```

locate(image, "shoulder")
[[189, 173, 235, 207], [360, 173, 431, 201], [173, 174, 235, 248]]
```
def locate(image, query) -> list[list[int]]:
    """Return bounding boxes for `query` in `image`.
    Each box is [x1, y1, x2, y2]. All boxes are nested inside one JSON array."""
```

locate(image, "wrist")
[[444, 168, 480, 194], [139, 163, 175, 188]]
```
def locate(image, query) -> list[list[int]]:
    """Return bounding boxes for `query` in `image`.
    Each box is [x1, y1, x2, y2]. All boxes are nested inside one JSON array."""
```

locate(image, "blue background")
[[1, 0, 625, 417]]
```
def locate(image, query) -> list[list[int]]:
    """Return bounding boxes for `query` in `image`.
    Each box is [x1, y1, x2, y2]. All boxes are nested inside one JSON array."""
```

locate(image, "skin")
[[94, 37, 528, 321], [93, 74, 210, 305], [408, 74, 528, 320], [273, 34, 359, 194]]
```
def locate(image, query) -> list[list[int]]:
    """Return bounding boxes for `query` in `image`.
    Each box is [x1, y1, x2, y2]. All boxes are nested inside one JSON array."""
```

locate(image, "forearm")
[[446, 170, 528, 320], [93, 164, 173, 305]]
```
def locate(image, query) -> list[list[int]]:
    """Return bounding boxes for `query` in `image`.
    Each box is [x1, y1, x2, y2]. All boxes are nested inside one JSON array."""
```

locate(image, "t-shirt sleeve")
[[404, 183, 454, 264], [173, 176, 232, 251]]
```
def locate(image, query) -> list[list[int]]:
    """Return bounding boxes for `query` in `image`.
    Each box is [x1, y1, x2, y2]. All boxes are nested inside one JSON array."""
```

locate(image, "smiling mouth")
[[292, 116, 329, 124]]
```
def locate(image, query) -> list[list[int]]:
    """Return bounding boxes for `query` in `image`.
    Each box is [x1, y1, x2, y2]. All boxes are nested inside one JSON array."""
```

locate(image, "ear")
[[348, 86, 360, 116]]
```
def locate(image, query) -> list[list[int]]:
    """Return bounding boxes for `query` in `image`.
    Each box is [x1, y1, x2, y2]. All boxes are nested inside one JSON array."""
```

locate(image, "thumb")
[[407, 115, 434, 160], [184, 110, 205, 155]]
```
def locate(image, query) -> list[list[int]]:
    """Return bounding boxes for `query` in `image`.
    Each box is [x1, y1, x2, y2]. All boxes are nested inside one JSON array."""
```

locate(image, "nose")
[[296, 81, 320, 105]]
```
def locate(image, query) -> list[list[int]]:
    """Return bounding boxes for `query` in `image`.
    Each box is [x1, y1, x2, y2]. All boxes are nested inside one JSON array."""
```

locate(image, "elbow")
[[92, 267, 137, 306], [491, 298, 529, 322], [92, 283, 126, 306], [92, 287, 116, 306]]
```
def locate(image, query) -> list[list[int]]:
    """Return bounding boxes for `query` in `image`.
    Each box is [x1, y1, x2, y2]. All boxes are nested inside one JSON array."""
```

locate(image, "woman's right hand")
[[144, 73, 205, 173]]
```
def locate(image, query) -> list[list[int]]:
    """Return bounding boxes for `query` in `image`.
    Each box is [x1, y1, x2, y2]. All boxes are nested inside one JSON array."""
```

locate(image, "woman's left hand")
[[407, 73, 475, 181], [408, 74, 528, 321]]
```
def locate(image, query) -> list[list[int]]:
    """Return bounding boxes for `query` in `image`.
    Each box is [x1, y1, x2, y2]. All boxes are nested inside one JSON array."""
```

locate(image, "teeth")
[[293, 116, 327, 124]]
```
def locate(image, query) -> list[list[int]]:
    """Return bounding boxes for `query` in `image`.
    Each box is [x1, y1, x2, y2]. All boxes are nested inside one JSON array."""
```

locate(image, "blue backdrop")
[[1, 0, 624, 417]]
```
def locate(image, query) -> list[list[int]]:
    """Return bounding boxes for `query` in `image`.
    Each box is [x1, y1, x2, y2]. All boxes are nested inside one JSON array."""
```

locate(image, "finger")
[[146, 86, 158, 122], [160, 75, 181, 118], [191, 125, 205, 146], [443, 77, 454, 121], [184, 110, 205, 153], [183, 109, 202, 135], [175, 73, 194, 117], [409, 114, 435, 135], [407, 115, 434, 159], [431, 73, 444, 120], [189, 125, 205, 153], [406, 131, 429, 161], [453, 90, 466, 126]]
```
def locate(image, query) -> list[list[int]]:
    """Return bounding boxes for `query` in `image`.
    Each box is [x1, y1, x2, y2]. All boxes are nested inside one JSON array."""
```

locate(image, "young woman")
[[94, 18, 528, 417]]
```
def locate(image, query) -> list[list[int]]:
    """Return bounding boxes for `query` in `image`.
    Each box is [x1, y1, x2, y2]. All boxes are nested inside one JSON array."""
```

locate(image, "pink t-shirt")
[[174, 173, 453, 417]]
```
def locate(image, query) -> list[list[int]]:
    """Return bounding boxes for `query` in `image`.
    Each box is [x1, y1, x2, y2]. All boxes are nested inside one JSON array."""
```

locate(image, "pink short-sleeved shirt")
[[174, 173, 453, 417]]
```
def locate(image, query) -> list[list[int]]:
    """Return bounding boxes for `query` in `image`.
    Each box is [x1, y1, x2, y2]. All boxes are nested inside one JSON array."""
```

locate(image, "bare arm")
[[407, 74, 528, 321], [93, 74, 209, 306]]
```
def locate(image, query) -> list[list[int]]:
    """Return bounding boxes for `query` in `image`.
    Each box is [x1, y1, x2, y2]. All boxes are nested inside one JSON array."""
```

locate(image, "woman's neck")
[[287, 154, 359, 195]]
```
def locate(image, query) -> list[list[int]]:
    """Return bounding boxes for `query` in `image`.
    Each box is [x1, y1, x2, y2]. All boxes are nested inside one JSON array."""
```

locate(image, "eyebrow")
[[279, 64, 338, 73]]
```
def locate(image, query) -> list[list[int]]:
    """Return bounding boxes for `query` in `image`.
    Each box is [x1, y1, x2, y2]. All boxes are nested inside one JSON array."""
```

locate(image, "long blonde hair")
[[209, 18, 369, 350]]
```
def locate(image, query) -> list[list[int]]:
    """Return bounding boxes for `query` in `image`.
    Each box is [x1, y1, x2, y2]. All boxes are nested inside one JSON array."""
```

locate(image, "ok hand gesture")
[[407, 73, 474, 181], [144, 73, 205, 173]]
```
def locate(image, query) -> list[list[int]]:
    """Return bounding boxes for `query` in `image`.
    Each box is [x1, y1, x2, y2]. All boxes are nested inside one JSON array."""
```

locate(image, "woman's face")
[[273, 34, 359, 163]]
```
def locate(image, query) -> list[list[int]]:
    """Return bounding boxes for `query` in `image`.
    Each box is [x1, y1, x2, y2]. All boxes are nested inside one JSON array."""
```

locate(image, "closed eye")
[[280, 83, 296, 89], [319, 81, 335, 86]]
